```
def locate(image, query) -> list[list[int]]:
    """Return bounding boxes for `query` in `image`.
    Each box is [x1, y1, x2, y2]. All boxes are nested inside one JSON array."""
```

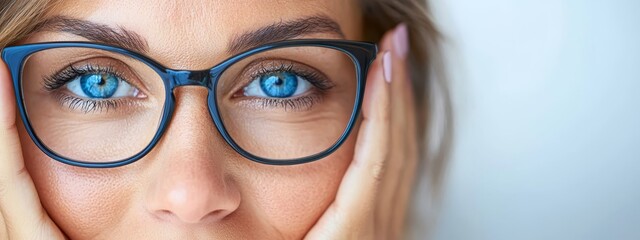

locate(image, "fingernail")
[[393, 23, 409, 59], [383, 51, 392, 83]]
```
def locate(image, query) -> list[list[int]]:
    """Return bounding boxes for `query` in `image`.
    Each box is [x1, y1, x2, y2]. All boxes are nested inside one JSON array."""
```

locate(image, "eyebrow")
[[33, 16, 150, 53], [227, 15, 345, 53], [32, 15, 345, 55]]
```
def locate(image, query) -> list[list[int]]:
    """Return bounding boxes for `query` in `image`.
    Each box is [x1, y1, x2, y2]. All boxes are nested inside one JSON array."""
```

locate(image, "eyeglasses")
[[1, 40, 377, 168]]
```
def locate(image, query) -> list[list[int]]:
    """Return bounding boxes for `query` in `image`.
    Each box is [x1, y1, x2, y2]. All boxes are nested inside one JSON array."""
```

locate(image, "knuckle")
[[0, 116, 17, 133], [0, 175, 9, 200], [0, 182, 6, 200], [3, 122, 16, 132], [373, 106, 392, 124], [370, 158, 387, 183]]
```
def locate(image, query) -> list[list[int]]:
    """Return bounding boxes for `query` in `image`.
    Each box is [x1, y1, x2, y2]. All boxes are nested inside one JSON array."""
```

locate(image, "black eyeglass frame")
[[1, 39, 378, 168]]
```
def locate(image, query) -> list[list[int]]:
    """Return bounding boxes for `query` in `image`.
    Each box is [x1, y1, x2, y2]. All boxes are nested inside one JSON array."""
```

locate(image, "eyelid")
[[226, 58, 335, 98], [44, 57, 151, 97]]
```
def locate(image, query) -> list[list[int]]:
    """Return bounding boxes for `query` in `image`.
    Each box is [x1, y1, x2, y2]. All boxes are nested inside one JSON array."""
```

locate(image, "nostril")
[[152, 209, 175, 222], [151, 208, 233, 224], [200, 209, 231, 222]]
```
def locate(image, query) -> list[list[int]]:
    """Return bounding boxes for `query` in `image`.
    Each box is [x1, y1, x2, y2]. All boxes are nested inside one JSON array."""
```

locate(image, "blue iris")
[[79, 73, 119, 98], [259, 72, 298, 98]]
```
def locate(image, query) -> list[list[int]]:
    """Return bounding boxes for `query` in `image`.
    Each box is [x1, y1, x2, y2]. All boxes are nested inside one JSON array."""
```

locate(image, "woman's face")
[[17, 0, 363, 238]]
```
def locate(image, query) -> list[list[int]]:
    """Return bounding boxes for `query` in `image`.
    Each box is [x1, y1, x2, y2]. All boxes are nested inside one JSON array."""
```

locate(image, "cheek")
[[18, 123, 135, 239], [241, 132, 357, 237], [18, 116, 359, 238]]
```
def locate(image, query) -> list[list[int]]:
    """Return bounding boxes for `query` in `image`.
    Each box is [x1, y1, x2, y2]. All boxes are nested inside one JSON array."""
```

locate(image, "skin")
[[0, 0, 418, 239]]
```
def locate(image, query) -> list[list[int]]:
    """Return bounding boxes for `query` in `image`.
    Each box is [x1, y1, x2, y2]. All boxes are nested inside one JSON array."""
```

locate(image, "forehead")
[[52, 0, 359, 27], [45, 0, 362, 68]]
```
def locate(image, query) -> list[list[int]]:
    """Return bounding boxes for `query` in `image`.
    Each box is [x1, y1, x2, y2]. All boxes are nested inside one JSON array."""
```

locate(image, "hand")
[[305, 24, 419, 240], [0, 60, 66, 239]]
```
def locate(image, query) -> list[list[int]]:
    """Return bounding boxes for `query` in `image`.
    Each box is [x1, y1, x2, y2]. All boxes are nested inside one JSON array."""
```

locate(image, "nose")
[[145, 87, 241, 224]]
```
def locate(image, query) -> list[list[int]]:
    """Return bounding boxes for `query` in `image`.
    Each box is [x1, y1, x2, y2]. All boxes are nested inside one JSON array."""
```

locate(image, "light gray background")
[[428, 0, 640, 239]]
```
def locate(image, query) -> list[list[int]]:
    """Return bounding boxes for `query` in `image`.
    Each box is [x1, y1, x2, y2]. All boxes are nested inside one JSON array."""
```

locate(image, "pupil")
[[98, 75, 107, 86], [259, 72, 298, 98]]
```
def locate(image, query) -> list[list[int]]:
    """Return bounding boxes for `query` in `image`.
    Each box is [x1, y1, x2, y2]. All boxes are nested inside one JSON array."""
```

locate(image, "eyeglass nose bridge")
[[167, 69, 213, 90]]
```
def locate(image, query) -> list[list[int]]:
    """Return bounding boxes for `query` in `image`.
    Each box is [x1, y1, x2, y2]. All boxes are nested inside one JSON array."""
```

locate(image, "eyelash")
[[43, 64, 135, 113], [53, 94, 124, 113], [241, 62, 334, 111], [43, 62, 334, 113], [248, 62, 334, 91], [43, 64, 126, 90], [253, 95, 323, 112]]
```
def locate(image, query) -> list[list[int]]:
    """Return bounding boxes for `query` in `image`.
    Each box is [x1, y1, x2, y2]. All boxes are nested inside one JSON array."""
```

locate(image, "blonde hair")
[[0, 0, 59, 47], [0, 0, 452, 238]]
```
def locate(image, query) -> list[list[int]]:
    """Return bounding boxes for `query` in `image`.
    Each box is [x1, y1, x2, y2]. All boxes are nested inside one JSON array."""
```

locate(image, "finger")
[[390, 82, 419, 239], [374, 26, 404, 239], [0, 60, 64, 239], [305, 45, 392, 239], [386, 24, 420, 239], [375, 23, 420, 239]]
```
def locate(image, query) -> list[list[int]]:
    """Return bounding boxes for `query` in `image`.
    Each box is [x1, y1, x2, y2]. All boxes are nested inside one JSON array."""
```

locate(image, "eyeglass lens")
[[20, 46, 357, 163]]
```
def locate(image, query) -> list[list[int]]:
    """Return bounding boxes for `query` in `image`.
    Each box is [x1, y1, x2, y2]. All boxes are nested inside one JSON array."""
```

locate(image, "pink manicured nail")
[[383, 51, 392, 83], [393, 23, 409, 59]]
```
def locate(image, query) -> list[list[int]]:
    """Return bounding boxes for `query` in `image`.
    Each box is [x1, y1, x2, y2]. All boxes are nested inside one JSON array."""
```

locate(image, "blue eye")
[[260, 72, 297, 98], [65, 73, 139, 99], [244, 72, 312, 98], [80, 74, 119, 98]]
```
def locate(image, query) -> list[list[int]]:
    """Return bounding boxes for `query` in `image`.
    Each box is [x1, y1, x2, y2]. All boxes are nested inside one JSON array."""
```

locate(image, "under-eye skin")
[[232, 60, 335, 111], [43, 63, 146, 113]]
